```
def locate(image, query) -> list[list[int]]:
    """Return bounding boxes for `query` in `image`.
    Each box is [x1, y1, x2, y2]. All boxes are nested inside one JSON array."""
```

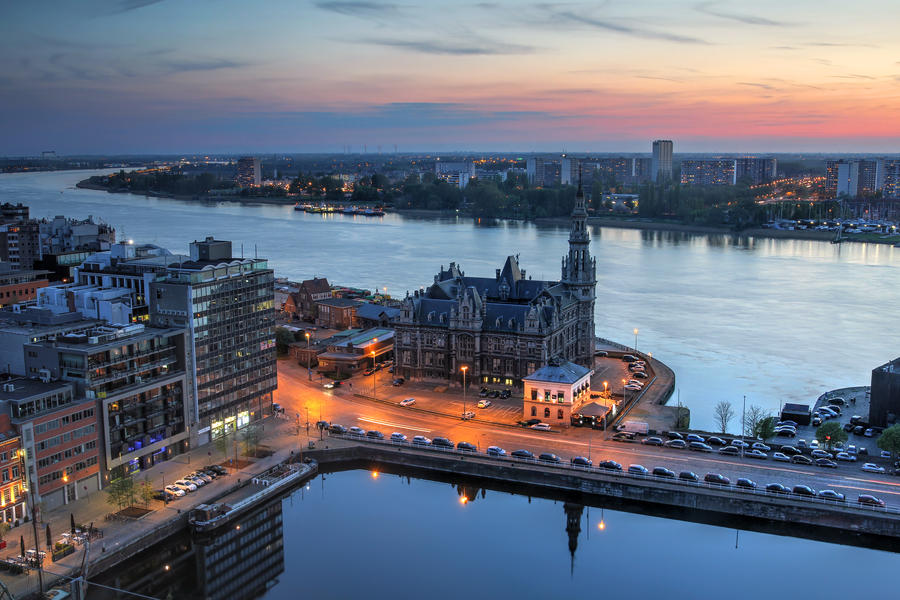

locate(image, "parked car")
[[633, 372, 649, 379], [664, 439, 686, 449], [780, 446, 802, 456], [792, 485, 816, 497], [511, 449, 535, 460], [461, 411, 476, 420], [163, 485, 186, 498], [790, 455, 813, 465], [530, 423, 551, 431], [539, 453, 562, 464], [736, 478, 757, 490], [392, 377, 405, 386], [706, 436, 727, 446], [598, 460, 623, 471], [363, 368, 375, 376], [857, 494, 886, 508], [641, 436, 663, 446], [476, 399, 492, 408], [432, 437, 454, 448], [777, 420, 798, 428], [815, 458, 838, 468], [628, 464, 649, 476], [184, 475, 205, 487], [745, 449, 768, 460], [765, 483, 789, 495], [861, 463, 886, 474], [689, 442, 713, 453], [486, 446, 507, 457], [685, 434, 705, 443], [810, 449, 833, 460], [678, 471, 700, 482], [613, 432, 637, 443], [652, 467, 676, 479], [796, 439, 808, 448], [390, 432, 408, 443], [173, 480, 197, 492], [665, 431, 684, 440], [730, 440, 750, 448], [205, 465, 228, 476], [189, 471, 213, 483], [519, 419, 541, 427], [328, 424, 347, 434], [817, 490, 846, 502], [719, 446, 740, 456], [751, 442, 771, 452], [348, 426, 366, 437], [809, 439, 820, 450], [621, 354, 638, 362], [399, 397, 416, 407], [571, 456, 593, 467], [774, 429, 797, 438], [835, 452, 857, 462], [412, 435, 432, 446], [811, 417, 822, 427], [772, 452, 791, 462], [864, 428, 875, 437], [456, 441, 477, 452], [704, 473, 730, 486], [366, 430, 385, 440]]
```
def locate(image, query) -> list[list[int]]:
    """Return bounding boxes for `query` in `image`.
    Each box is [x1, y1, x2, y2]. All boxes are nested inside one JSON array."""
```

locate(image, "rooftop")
[[524, 359, 592, 385], [0, 377, 73, 402]]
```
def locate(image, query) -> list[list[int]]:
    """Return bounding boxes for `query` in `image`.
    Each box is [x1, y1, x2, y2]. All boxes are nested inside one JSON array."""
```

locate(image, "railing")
[[329, 432, 900, 516]]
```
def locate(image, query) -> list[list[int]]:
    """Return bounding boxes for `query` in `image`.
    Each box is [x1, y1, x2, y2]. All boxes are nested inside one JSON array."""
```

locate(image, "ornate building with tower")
[[393, 181, 596, 388]]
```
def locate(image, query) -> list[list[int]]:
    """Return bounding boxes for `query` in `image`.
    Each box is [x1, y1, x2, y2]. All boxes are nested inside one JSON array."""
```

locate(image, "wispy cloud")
[[636, 75, 683, 83], [313, 1, 399, 17], [830, 73, 875, 80], [738, 82, 775, 90], [805, 41, 879, 48], [364, 36, 534, 55], [549, 10, 711, 45], [695, 2, 792, 26], [160, 58, 251, 74], [110, 0, 166, 14]]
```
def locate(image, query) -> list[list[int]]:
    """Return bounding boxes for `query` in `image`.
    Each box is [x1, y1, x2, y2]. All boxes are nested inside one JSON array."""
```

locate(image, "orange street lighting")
[[460, 496, 468, 504], [372, 471, 379, 479], [598, 520, 606, 531], [461, 365, 469, 414]]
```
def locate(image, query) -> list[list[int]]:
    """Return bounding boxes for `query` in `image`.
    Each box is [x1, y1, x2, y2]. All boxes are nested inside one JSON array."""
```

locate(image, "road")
[[274, 360, 900, 506]]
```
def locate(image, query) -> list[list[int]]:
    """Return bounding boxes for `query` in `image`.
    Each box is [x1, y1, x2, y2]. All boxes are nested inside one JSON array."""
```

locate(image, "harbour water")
[[3, 169, 897, 431]]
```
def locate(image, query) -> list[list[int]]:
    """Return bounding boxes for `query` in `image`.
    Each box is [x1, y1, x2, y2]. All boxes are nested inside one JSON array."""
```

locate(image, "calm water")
[[2, 169, 899, 430]]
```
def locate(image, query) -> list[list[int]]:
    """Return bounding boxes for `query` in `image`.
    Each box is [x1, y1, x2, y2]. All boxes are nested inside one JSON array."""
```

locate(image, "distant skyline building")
[[651, 140, 673, 183], [735, 157, 778, 185], [825, 159, 881, 198], [881, 160, 900, 199], [435, 160, 475, 189], [680, 159, 737, 186], [526, 157, 561, 187], [236, 156, 261, 187]]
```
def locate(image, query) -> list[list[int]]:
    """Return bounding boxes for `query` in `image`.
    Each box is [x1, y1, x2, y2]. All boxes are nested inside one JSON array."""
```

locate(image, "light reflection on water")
[[3, 169, 899, 430]]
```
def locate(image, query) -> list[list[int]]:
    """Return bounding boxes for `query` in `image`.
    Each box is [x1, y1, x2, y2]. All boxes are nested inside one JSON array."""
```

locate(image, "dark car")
[[539, 453, 562, 464], [488, 390, 500, 398], [817, 490, 846, 502], [622, 354, 638, 362], [665, 431, 684, 440], [652, 467, 676, 479], [735, 478, 757, 490], [791, 455, 813, 465], [678, 471, 700, 482], [612, 432, 637, 443], [479, 387, 489, 397], [815, 458, 838, 468], [363, 368, 375, 376], [792, 485, 816, 497], [486, 446, 506, 457], [511, 449, 535, 460], [598, 460, 622, 471], [366, 430, 385, 440], [853, 425, 865, 435], [774, 429, 796, 438], [205, 464, 228, 476], [857, 494, 885, 508], [316, 420, 330, 431], [718, 446, 740, 456], [456, 441, 477, 452], [843, 423, 856, 433], [154, 490, 178, 502], [499, 389, 512, 399], [432, 437, 454, 448], [641, 436, 663, 446], [780, 446, 802, 456], [571, 456, 593, 467], [706, 436, 727, 446], [328, 424, 347, 434], [689, 441, 713, 453], [765, 483, 789, 495], [704, 473, 730, 486], [664, 439, 687, 449], [520, 418, 542, 427]]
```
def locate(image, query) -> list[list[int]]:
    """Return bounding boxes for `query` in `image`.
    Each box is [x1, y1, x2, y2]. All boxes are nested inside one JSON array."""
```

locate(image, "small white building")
[[522, 358, 593, 427]]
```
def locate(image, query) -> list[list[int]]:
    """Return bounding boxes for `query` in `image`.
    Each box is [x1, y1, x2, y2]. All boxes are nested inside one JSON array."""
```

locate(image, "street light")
[[461, 365, 468, 415], [602, 381, 608, 398], [305, 332, 311, 381], [371, 337, 378, 400], [633, 328, 639, 353]]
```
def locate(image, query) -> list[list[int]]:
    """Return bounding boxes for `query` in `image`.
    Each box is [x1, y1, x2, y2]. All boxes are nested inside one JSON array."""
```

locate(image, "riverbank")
[[75, 179, 296, 205]]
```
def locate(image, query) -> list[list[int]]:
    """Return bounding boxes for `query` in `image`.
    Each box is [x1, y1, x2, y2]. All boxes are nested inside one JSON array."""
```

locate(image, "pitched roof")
[[316, 297, 360, 308], [524, 360, 592, 384], [356, 303, 401, 321], [301, 277, 330, 294]]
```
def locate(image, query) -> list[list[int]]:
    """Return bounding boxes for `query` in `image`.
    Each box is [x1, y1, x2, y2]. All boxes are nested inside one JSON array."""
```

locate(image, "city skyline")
[[2, 0, 899, 154]]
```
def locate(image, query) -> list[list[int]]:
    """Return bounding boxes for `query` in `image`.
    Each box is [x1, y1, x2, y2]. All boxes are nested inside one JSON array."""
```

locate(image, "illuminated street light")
[[633, 328, 639, 353], [305, 331, 312, 381], [461, 365, 468, 415]]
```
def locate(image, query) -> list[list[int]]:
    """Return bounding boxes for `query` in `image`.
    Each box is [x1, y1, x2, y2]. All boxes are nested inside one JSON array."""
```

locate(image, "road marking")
[[358, 417, 432, 433], [496, 430, 590, 447]]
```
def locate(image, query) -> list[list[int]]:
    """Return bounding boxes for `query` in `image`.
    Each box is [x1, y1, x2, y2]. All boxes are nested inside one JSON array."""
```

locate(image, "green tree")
[[105, 477, 135, 511], [876, 424, 900, 460], [275, 327, 295, 355], [815, 421, 848, 451], [755, 416, 777, 442], [240, 424, 263, 457], [138, 479, 156, 508]]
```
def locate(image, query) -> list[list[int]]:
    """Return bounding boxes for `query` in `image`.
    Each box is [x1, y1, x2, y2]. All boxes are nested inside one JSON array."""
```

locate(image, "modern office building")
[[825, 159, 881, 198], [0, 220, 41, 271], [0, 414, 26, 523], [149, 237, 276, 445], [526, 157, 562, 187], [0, 263, 49, 307], [435, 161, 475, 189], [680, 159, 737, 186], [236, 157, 261, 188], [651, 140, 673, 183], [24, 322, 192, 479], [1, 378, 100, 511], [394, 182, 596, 387], [870, 357, 900, 428], [882, 160, 900, 199], [0, 307, 101, 377]]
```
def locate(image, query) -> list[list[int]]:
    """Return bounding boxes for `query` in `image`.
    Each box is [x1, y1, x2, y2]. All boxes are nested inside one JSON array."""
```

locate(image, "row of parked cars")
[[330, 424, 889, 510], [157, 465, 228, 501]]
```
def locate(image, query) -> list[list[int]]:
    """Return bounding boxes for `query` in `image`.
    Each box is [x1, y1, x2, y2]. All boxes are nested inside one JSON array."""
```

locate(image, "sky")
[[2, 0, 899, 155]]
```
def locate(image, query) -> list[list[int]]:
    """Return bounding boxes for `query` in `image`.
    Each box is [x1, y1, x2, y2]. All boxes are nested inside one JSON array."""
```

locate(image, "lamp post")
[[633, 328, 639, 353], [741, 394, 747, 458], [371, 339, 378, 400], [461, 365, 468, 415], [602, 381, 608, 399], [305, 332, 311, 381]]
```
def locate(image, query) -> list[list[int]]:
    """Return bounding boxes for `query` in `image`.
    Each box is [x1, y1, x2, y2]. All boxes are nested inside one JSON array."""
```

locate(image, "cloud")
[[695, 2, 792, 26], [770, 46, 799, 51], [829, 74, 875, 80], [364, 36, 534, 55], [549, 10, 711, 45], [160, 58, 251, 73], [313, 1, 399, 17], [738, 82, 775, 90], [804, 41, 879, 48], [636, 75, 683, 83], [111, 0, 166, 13]]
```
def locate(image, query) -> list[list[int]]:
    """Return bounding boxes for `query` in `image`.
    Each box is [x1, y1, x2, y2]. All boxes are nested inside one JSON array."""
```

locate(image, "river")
[[2, 169, 898, 432]]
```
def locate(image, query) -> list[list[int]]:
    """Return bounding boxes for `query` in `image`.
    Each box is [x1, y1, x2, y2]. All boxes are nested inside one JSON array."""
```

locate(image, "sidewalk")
[[0, 416, 303, 598]]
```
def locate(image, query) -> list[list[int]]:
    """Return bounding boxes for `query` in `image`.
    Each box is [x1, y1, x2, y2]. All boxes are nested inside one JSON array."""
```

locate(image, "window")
[[531, 389, 537, 401], [543, 407, 550, 418], [557, 409, 564, 420], [531, 406, 536, 417]]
